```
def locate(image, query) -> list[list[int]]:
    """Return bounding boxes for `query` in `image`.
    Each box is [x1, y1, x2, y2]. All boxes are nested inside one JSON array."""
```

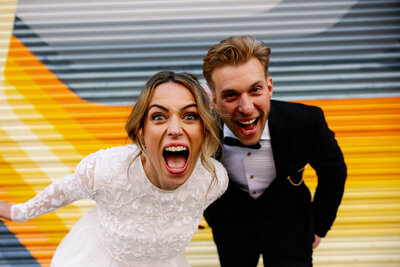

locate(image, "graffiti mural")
[[1, 0, 399, 266]]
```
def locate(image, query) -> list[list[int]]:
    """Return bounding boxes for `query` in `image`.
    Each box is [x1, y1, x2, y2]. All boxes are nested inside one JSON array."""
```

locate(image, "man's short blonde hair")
[[203, 35, 271, 91]]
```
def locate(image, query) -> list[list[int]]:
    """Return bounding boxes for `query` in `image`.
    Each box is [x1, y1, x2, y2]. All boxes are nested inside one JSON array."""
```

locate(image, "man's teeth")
[[164, 146, 188, 152], [240, 118, 257, 125]]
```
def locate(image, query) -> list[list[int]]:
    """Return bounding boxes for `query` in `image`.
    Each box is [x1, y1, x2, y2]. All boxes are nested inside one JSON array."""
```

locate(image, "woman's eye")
[[184, 113, 198, 121], [152, 114, 166, 121]]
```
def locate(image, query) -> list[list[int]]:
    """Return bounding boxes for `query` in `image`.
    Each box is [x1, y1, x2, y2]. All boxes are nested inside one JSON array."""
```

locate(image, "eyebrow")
[[148, 103, 198, 112], [221, 80, 263, 94], [249, 80, 263, 88]]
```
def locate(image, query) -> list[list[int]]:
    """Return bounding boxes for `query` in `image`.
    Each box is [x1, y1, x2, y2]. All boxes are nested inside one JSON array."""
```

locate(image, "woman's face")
[[141, 82, 204, 190]]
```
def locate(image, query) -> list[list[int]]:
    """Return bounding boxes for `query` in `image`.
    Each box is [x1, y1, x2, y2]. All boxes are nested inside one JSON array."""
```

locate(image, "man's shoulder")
[[271, 99, 320, 111], [271, 99, 322, 119]]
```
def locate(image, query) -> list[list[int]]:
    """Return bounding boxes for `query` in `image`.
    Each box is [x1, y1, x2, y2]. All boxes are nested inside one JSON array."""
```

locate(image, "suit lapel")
[[269, 101, 291, 180]]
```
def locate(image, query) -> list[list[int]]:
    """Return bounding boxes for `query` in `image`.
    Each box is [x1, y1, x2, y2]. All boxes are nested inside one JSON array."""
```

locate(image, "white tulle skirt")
[[51, 209, 190, 267]]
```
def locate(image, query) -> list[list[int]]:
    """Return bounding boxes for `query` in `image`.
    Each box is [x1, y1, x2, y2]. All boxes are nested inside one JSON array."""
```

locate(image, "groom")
[[203, 36, 347, 267]]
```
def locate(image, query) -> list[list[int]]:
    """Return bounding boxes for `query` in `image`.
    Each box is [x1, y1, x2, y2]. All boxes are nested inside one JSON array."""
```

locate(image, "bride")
[[0, 71, 228, 267]]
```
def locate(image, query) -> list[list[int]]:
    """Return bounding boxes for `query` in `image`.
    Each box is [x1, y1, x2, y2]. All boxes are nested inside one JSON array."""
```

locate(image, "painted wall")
[[1, 0, 399, 266]]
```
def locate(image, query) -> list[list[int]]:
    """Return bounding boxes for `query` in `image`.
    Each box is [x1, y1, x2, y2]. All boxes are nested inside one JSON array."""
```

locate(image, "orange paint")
[[6, 36, 131, 152]]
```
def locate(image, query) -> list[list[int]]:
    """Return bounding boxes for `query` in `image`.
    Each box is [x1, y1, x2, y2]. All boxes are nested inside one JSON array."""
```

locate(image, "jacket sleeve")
[[309, 107, 347, 237]]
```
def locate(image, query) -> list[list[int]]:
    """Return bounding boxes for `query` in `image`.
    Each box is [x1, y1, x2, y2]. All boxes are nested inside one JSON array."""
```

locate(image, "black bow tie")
[[223, 136, 261, 149]]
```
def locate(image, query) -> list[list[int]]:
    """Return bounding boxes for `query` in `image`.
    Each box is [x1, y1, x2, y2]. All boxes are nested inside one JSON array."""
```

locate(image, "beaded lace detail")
[[11, 145, 228, 264], [11, 153, 97, 223]]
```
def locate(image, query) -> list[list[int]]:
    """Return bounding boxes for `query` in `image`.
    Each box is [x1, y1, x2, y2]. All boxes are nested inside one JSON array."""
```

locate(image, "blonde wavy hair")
[[125, 70, 220, 179], [203, 35, 271, 91]]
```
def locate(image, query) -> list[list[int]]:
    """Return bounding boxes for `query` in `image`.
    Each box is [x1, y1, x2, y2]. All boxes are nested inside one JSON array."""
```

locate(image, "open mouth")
[[236, 117, 259, 135], [162, 144, 189, 175]]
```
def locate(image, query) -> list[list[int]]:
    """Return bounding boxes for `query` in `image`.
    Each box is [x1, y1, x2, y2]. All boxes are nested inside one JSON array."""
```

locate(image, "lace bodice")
[[11, 145, 228, 264]]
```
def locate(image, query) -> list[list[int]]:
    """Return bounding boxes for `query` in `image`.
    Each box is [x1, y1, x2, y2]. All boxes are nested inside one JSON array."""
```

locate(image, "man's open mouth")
[[162, 144, 189, 175], [236, 117, 259, 135]]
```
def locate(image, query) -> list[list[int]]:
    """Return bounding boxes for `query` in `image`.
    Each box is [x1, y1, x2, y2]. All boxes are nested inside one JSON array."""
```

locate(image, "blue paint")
[[0, 220, 40, 267]]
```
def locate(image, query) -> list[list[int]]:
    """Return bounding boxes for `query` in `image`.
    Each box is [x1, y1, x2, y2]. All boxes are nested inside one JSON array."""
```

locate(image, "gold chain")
[[286, 166, 306, 186]]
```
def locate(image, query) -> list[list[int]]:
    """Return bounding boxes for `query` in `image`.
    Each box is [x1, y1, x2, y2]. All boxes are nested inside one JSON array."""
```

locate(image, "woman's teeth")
[[164, 146, 187, 152], [169, 166, 185, 171]]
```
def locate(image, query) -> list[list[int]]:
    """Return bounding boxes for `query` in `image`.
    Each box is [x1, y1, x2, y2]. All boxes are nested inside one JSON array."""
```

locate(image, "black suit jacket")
[[205, 100, 347, 238]]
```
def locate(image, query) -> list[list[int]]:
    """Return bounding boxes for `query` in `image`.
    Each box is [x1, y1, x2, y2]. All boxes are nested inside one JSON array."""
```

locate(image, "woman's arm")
[[0, 200, 11, 220], [8, 152, 98, 223]]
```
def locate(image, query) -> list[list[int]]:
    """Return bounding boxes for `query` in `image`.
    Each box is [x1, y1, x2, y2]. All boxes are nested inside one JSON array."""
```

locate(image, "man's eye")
[[252, 87, 261, 93], [223, 93, 238, 101], [152, 114, 166, 121], [184, 113, 198, 121]]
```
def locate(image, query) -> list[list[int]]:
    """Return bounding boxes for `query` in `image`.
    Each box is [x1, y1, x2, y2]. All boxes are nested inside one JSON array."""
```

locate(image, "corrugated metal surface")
[[11, 0, 400, 104], [0, 0, 399, 266]]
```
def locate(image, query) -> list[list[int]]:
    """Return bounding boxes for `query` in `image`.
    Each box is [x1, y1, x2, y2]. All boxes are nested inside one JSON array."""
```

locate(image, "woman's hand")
[[0, 200, 12, 220]]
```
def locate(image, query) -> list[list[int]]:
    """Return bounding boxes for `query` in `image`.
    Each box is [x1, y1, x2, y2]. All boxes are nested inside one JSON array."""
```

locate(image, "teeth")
[[170, 167, 184, 171], [164, 146, 188, 152], [240, 118, 256, 125]]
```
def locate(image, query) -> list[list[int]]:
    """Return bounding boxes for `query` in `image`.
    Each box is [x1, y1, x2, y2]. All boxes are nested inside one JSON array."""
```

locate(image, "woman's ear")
[[139, 128, 147, 150], [139, 128, 144, 142]]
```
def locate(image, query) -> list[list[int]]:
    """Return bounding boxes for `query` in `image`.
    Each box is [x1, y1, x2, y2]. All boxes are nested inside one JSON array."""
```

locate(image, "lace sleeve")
[[205, 159, 229, 208], [10, 152, 98, 223]]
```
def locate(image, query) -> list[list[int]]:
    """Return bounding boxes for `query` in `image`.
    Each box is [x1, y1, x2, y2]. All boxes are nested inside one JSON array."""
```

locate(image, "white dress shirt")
[[221, 122, 277, 199]]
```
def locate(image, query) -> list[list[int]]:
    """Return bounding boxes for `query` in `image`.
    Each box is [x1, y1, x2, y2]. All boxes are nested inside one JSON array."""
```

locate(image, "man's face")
[[211, 57, 273, 145]]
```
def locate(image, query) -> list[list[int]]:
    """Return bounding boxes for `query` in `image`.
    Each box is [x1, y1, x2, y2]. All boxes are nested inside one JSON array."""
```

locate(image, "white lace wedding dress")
[[11, 145, 228, 267]]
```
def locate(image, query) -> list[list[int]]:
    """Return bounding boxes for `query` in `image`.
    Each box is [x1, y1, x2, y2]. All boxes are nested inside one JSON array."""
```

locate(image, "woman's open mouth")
[[236, 117, 259, 136], [162, 144, 189, 175]]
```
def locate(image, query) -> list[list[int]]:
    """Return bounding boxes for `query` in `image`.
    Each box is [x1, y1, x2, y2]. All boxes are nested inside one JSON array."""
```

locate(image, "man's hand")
[[312, 235, 321, 249], [0, 200, 11, 220]]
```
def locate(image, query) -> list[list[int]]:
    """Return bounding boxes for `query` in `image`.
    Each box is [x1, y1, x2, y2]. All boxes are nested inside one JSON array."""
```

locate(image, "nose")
[[238, 94, 254, 115], [167, 117, 183, 137]]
